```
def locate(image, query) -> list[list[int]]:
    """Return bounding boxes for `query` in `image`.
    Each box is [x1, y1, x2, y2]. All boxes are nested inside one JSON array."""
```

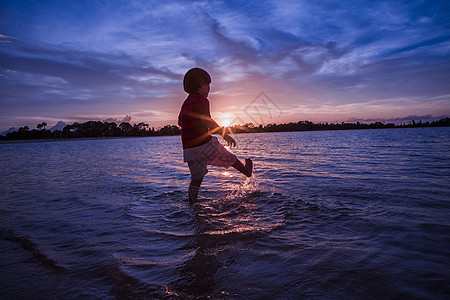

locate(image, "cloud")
[[103, 115, 133, 124], [0, 0, 449, 132], [1, 127, 17, 136], [0, 33, 18, 43], [49, 121, 67, 131], [0, 40, 182, 118]]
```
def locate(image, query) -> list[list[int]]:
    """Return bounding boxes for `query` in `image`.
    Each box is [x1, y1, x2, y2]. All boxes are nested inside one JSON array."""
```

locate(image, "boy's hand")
[[223, 134, 236, 147]]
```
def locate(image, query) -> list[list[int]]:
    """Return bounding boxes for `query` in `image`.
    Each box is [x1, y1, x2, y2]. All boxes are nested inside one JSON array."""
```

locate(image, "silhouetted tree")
[[119, 122, 133, 136], [158, 125, 181, 136], [133, 122, 150, 136]]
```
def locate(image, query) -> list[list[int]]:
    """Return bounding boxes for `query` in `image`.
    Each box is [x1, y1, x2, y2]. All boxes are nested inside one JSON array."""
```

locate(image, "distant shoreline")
[[0, 136, 153, 144], [1, 117, 448, 142], [1, 123, 449, 144]]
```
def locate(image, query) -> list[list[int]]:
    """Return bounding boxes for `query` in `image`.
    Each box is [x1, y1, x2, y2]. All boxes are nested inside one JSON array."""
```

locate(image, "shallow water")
[[1, 127, 449, 299]]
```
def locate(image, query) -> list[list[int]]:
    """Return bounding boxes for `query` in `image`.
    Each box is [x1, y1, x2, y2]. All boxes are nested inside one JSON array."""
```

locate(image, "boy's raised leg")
[[232, 158, 253, 177], [245, 158, 253, 177]]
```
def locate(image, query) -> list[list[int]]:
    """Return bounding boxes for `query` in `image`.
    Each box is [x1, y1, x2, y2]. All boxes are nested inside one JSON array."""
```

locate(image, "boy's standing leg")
[[187, 160, 206, 204], [189, 179, 202, 204]]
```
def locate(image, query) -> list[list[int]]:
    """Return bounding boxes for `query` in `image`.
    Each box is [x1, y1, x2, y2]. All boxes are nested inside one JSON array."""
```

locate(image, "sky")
[[1, 0, 450, 132]]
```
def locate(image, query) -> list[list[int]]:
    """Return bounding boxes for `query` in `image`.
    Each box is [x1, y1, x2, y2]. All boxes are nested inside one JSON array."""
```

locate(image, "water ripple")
[[1, 128, 449, 299]]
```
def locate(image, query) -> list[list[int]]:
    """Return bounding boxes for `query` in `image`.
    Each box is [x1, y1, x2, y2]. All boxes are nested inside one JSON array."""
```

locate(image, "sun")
[[217, 113, 235, 127], [219, 118, 233, 127]]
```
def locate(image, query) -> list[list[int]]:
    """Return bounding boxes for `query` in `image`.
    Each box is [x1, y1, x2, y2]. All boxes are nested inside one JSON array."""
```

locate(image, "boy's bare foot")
[[189, 181, 201, 204], [245, 158, 253, 177]]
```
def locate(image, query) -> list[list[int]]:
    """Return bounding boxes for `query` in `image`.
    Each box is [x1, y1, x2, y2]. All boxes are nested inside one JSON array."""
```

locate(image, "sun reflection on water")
[[221, 171, 233, 177]]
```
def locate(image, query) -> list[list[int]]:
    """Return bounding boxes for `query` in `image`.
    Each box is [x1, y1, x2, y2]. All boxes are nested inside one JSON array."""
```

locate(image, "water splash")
[[224, 173, 259, 202]]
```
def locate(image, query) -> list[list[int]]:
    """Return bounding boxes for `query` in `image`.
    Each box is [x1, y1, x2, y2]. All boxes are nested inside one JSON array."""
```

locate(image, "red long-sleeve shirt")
[[178, 93, 212, 149]]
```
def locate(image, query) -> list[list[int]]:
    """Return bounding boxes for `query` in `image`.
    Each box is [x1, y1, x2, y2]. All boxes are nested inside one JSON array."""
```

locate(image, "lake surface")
[[1, 127, 449, 299]]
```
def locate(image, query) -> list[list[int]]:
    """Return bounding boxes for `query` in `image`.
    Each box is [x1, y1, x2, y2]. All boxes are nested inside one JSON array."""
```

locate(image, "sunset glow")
[[217, 113, 235, 127], [0, 0, 449, 133]]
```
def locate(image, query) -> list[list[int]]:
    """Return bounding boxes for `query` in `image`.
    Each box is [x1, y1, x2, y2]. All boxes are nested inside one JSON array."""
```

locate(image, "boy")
[[178, 68, 253, 204]]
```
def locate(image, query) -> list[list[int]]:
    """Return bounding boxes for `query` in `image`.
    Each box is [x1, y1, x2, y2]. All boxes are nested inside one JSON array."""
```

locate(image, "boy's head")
[[183, 68, 211, 94]]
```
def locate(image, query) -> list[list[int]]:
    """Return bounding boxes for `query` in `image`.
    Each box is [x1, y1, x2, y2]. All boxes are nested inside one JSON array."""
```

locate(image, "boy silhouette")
[[178, 68, 253, 203]]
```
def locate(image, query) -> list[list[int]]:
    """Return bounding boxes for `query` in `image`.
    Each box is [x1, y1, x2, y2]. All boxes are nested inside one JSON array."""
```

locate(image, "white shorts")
[[184, 136, 237, 180]]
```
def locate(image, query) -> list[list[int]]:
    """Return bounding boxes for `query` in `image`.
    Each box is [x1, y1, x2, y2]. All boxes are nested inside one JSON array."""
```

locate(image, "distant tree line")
[[1, 117, 449, 140], [1, 121, 180, 140], [228, 117, 450, 134]]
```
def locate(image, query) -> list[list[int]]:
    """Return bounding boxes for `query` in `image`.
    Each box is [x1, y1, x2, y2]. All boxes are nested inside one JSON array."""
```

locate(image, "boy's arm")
[[201, 115, 221, 133], [201, 116, 236, 147]]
